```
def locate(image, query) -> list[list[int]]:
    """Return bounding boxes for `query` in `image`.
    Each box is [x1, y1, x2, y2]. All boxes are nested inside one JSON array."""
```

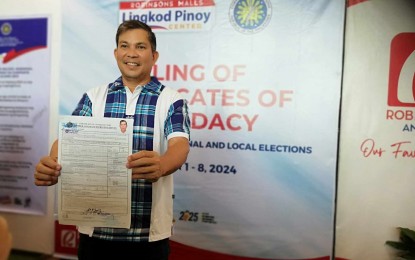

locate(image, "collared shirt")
[[72, 76, 190, 242]]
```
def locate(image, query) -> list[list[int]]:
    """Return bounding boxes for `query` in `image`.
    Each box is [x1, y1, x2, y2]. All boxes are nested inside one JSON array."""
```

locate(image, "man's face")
[[120, 121, 127, 133], [114, 29, 159, 87]]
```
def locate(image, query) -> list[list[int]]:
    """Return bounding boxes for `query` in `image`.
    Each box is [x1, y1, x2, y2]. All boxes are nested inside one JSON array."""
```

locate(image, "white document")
[[57, 116, 133, 228]]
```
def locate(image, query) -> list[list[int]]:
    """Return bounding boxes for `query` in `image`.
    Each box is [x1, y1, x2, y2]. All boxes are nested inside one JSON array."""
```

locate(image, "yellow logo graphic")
[[1, 23, 12, 36], [237, 0, 265, 27], [229, 0, 272, 34]]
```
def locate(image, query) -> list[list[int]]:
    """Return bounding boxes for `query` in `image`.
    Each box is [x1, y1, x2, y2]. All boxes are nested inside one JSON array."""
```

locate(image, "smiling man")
[[114, 23, 159, 91], [34, 20, 191, 259]]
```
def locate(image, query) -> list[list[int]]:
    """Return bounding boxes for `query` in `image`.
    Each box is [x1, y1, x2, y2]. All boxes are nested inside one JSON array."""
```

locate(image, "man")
[[120, 119, 128, 133], [34, 20, 190, 259]]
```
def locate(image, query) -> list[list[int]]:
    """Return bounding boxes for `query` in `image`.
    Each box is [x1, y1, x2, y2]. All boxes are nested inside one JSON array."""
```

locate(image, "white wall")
[[0, 0, 61, 254]]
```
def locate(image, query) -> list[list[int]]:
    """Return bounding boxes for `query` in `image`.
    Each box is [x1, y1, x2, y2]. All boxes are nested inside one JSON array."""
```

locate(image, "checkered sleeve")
[[164, 99, 191, 139], [71, 93, 93, 116]]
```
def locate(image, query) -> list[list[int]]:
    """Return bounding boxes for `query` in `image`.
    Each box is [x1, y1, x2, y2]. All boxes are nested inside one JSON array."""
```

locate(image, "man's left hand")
[[126, 150, 163, 182]]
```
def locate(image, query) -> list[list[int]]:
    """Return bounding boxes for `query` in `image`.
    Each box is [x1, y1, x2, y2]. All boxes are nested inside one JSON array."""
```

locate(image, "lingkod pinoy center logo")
[[388, 33, 415, 107], [119, 1, 216, 32], [229, 0, 272, 34]]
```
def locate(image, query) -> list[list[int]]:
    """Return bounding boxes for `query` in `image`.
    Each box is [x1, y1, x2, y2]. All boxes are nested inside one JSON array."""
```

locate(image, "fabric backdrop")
[[336, 0, 415, 259], [60, 1, 345, 259]]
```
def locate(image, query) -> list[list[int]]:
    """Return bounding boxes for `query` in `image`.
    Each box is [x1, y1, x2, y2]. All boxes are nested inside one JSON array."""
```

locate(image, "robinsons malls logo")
[[119, 0, 216, 32], [387, 33, 415, 108], [229, 0, 272, 34], [386, 33, 415, 133]]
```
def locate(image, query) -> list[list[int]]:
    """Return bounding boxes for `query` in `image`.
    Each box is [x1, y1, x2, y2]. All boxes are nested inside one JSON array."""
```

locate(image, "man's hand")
[[127, 137, 189, 182], [34, 156, 61, 186], [0, 216, 12, 260], [127, 151, 163, 182]]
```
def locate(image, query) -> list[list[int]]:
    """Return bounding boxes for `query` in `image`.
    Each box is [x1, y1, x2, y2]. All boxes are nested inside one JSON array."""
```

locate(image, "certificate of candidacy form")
[[57, 116, 133, 228]]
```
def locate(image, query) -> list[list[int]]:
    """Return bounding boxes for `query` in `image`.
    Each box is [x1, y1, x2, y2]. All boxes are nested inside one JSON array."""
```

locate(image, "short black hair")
[[116, 20, 157, 51]]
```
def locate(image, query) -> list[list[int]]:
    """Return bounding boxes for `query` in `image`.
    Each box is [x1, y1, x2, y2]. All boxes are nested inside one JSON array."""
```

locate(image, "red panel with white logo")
[[54, 221, 79, 257]]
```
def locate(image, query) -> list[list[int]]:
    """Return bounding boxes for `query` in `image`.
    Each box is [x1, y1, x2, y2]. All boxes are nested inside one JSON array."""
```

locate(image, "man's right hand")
[[34, 156, 61, 186]]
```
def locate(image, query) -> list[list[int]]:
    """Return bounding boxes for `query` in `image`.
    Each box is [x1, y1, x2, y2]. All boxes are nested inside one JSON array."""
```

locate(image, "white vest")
[[78, 84, 188, 241]]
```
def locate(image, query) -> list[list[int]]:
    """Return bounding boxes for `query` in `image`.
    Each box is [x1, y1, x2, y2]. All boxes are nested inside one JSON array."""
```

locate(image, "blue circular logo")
[[229, 0, 272, 34]]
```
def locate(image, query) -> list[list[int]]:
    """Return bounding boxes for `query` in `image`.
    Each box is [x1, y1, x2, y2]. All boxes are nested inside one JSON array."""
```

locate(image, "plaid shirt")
[[72, 76, 190, 241]]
